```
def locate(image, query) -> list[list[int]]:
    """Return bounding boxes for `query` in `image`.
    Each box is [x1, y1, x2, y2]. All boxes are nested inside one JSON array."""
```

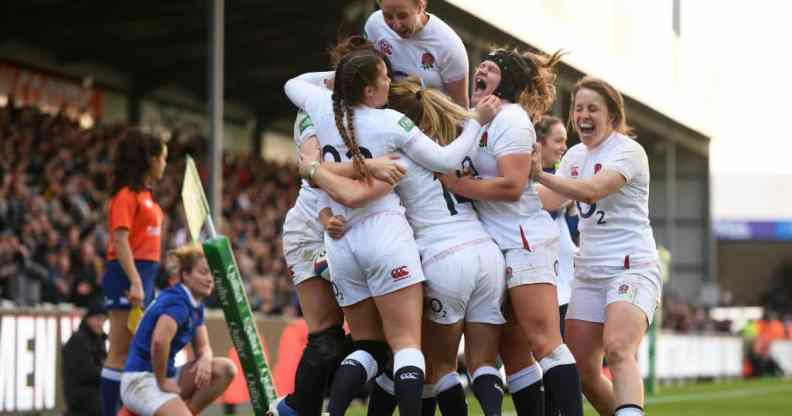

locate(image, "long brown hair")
[[518, 50, 565, 122], [388, 77, 470, 145], [569, 76, 636, 138], [332, 50, 384, 179], [112, 129, 165, 194]]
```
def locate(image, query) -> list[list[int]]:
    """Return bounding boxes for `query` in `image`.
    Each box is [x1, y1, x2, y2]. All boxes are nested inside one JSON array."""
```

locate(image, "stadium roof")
[[3, 0, 362, 122]]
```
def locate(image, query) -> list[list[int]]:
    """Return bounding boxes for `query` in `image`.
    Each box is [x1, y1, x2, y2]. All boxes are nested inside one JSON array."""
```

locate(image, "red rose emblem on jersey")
[[594, 163, 602, 174], [378, 39, 393, 56], [479, 131, 488, 147], [421, 52, 435, 70], [570, 165, 579, 177], [618, 284, 630, 295]]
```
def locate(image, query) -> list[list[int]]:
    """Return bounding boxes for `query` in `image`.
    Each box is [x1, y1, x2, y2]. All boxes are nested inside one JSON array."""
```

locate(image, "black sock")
[[437, 383, 468, 416], [543, 364, 583, 416], [367, 375, 397, 416], [511, 379, 545, 416], [294, 353, 327, 416], [327, 362, 368, 416], [473, 374, 504, 416], [422, 396, 438, 416], [394, 366, 425, 416]]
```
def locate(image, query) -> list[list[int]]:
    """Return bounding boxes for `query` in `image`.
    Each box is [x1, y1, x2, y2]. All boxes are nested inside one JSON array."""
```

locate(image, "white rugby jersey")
[[396, 152, 491, 261], [286, 111, 323, 234], [284, 72, 482, 227], [554, 209, 575, 305], [462, 103, 557, 249], [365, 10, 468, 92], [557, 132, 658, 269]]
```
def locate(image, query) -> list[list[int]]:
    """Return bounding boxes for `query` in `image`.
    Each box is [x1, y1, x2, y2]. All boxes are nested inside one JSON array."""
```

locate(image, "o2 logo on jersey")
[[421, 52, 435, 70], [577, 201, 607, 225], [378, 39, 393, 55], [390, 265, 411, 281], [322, 144, 373, 163]]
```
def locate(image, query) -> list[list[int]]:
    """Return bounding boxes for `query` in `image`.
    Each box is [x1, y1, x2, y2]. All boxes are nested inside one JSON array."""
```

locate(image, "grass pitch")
[[340, 377, 792, 416]]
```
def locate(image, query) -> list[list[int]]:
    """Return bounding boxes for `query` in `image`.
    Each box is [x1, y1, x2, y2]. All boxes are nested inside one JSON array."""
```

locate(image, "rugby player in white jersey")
[[366, 0, 469, 107], [284, 48, 498, 416], [274, 37, 406, 416], [441, 49, 584, 416], [535, 114, 579, 416], [532, 76, 661, 416], [305, 77, 508, 416]]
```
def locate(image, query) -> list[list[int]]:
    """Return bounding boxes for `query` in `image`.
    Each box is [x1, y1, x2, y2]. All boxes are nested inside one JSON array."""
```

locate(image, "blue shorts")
[[102, 260, 158, 310]]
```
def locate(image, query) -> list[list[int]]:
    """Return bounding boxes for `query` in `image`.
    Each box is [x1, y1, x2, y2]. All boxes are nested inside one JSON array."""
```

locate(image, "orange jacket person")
[[100, 129, 168, 416]]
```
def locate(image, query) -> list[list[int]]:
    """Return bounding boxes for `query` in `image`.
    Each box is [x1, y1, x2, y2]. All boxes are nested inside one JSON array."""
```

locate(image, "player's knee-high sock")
[[100, 367, 122, 416], [393, 348, 425, 416], [367, 373, 398, 416], [435, 372, 468, 416], [422, 384, 438, 416], [540, 344, 583, 416], [327, 350, 379, 416], [472, 366, 504, 416], [507, 362, 545, 416]]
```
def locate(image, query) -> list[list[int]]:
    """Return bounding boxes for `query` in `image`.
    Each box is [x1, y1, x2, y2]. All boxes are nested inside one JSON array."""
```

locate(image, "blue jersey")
[[124, 284, 205, 377]]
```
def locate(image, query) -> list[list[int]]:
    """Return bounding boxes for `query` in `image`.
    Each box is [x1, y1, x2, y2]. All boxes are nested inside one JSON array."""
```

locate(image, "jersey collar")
[[178, 283, 200, 308]]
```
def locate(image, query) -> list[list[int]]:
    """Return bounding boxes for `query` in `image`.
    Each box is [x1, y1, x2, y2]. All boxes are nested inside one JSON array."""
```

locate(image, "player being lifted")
[[284, 46, 498, 415], [366, 0, 470, 107], [533, 77, 661, 416], [440, 48, 584, 416]]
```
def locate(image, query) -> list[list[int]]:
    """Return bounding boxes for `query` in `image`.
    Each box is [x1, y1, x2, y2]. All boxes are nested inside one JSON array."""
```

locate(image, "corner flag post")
[[181, 155, 277, 415]]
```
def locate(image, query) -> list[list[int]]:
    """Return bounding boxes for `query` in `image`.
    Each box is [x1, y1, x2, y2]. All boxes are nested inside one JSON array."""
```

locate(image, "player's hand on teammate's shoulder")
[[473, 95, 502, 125], [368, 154, 406, 186]]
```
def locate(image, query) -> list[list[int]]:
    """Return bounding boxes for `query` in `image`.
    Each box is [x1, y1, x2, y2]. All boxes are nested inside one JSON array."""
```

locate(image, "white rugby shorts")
[[423, 238, 506, 325], [566, 262, 662, 325], [120, 371, 179, 416], [326, 212, 425, 307], [282, 207, 328, 286], [503, 238, 560, 289]]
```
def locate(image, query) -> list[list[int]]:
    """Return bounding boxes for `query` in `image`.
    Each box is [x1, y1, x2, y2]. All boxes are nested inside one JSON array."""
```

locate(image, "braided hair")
[[332, 50, 384, 179]]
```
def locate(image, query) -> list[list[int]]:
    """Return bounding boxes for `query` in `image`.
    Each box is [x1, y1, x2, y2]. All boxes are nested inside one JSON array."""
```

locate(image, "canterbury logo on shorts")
[[390, 265, 410, 280]]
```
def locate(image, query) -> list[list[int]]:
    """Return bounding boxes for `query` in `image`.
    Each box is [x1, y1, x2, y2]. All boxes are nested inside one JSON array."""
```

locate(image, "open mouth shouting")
[[577, 121, 595, 136]]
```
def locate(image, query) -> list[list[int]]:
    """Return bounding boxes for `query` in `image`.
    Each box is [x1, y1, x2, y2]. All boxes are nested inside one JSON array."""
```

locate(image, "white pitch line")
[[501, 382, 792, 415]]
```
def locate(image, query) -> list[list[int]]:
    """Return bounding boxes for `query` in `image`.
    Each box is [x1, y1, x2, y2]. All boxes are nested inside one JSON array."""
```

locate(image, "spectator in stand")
[[62, 302, 108, 416], [0, 102, 301, 311], [100, 130, 168, 416], [71, 239, 105, 307]]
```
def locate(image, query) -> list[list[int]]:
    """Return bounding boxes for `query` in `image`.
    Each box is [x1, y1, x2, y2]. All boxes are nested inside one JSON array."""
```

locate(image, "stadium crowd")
[[0, 99, 300, 316]]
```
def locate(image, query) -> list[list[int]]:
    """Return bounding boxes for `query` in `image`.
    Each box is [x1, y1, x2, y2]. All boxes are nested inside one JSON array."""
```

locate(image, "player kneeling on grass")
[[120, 244, 236, 416]]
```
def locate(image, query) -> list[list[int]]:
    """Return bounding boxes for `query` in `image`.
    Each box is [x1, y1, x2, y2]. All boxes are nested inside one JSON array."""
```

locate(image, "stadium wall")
[[0, 307, 745, 415]]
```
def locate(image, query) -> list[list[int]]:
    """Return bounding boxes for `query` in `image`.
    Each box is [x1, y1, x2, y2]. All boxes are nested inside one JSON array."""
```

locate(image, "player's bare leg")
[[465, 322, 504, 416], [423, 318, 465, 415], [604, 302, 648, 415], [566, 319, 613, 415]]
